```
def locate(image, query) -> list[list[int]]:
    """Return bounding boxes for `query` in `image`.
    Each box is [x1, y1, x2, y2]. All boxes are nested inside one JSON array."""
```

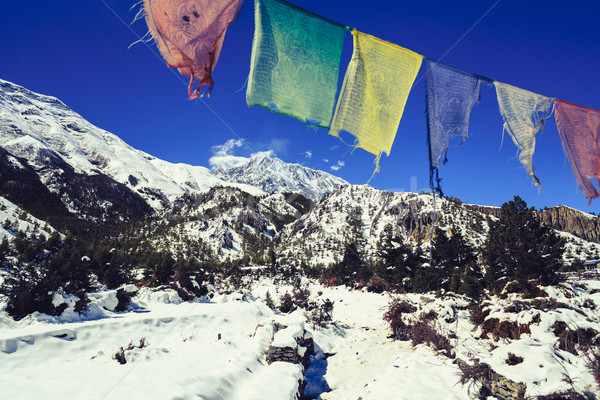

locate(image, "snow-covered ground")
[[1, 290, 286, 399], [1, 277, 600, 399], [252, 279, 473, 399]]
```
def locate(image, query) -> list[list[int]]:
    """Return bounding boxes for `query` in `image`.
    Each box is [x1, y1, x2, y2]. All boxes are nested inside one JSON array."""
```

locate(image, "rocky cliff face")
[[466, 203, 600, 243], [535, 206, 600, 243], [464, 204, 502, 219]]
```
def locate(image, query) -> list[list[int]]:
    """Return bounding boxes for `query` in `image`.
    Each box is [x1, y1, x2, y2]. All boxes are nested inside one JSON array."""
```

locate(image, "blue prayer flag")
[[425, 61, 483, 194]]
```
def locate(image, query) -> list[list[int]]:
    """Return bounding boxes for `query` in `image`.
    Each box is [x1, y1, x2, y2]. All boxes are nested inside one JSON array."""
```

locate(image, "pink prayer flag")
[[555, 100, 600, 204], [144, 0, 243, 99]]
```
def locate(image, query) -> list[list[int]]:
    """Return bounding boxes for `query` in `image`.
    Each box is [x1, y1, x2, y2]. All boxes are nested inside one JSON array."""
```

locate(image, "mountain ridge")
[[214, 151, 348, 202], [0, 78, 344, 214], [0, 77, 599, 265]]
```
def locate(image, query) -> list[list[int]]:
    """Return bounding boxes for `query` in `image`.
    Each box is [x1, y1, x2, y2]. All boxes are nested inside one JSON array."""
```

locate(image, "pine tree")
[[376, 229, 424, 290], [482, 196, 564, 293], [346, 206, 365, 248], [458, 260, 483, 300], [431, 228, 476, 292], [330, 242, 368, 286], [412, 264, 441, 293]]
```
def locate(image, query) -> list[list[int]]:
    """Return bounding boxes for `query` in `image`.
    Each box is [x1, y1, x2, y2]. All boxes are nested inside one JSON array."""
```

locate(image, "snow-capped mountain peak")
[[214, 151, 348, 201]]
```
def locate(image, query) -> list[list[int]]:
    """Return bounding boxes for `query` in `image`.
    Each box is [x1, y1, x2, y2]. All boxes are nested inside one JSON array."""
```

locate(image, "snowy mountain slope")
[[152, 187, 309, 260], [468, 203, 600, 243], [0, 78, 344, 216], [278, 185, 600, 267], [0, 196, 55, 243], [278, 186, 485, 266], [0, 194, 58, 288], [214, 151, 348, 202], [0, 79, 264, 213], [0, 146, 76, 222]]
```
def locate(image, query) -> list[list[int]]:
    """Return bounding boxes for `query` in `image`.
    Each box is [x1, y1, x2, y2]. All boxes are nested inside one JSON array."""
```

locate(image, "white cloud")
[[304, 150, 312, 159], [267, 137, 289, 155], [250, 150, 274, 159], [208, 138, 249, 170], [330, 160, 345, 171], [212, 138, 243, 157], [322, 158, 329, 163], [254, 137, 290, 156]]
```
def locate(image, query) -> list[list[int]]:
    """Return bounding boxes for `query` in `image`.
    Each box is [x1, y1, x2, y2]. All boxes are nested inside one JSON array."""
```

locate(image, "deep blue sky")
[[1, 1, 599, 212]]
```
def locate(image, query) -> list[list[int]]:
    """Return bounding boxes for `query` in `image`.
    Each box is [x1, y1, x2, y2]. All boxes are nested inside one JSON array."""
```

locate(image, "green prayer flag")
[[246, 0, 346, 128]]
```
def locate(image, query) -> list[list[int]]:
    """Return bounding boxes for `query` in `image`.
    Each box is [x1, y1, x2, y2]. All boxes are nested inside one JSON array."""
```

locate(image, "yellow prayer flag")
[[330, 30, 423, 170]]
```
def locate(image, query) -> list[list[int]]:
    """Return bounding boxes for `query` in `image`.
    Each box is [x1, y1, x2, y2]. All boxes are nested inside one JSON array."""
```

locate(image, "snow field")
[[2, 277, 600, 399], [469, 286, 600, 396], [251, 278, 472, 399], [312, 290, 471, 399], [0, 289, 303, 400]]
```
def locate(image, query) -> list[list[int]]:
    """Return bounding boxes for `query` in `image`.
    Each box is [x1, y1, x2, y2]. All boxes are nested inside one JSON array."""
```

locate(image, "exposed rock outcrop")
[[464, 204, 502, 219], [266, 323, 314, 369], [536, 206, 600, 243], [457, 359, 526, 400], [465, 204, 600, 243]]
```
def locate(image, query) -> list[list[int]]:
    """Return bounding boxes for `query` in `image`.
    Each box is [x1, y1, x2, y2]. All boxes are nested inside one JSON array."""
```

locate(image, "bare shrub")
[[582, 298, 596, 310], [528, 281, 549, 298], [533, 391, 589, 400], [583, 348, 600, 390], [278, 286, 313, 313], [113, 347, 127, 365], [411, 320, 454, 359], [481, 318, 530, 341], [366, 275, 388, 293], [279, 292, 294, 313], [503, 301, 530, 314], [419, 310, 438, 322], [383, 299, 416, 340], [469, 304, 490, 326], [504, 280, 525, 294], [112, 338, 148, 365], [530, 298, 573, 312], [457, 359, 493, 393], [505, 352, 524, 366], [306, 299, 334, 328], [292, 286, 311, 310], [553, 322, 599, 355]]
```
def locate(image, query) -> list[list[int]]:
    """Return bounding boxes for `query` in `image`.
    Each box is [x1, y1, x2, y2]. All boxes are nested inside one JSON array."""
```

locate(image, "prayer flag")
[[143, 0, 243, 99], [330, 30, 423, 171], [246, 0, 346, 128], [425, 61, 483, 193], [494, 82, 554, 187], [555, 100, 600, 204]]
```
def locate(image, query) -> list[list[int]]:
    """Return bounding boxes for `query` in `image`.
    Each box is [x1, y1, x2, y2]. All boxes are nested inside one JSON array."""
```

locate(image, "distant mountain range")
[[0, 77, 598, 264], [214, 152, 347, 202]]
